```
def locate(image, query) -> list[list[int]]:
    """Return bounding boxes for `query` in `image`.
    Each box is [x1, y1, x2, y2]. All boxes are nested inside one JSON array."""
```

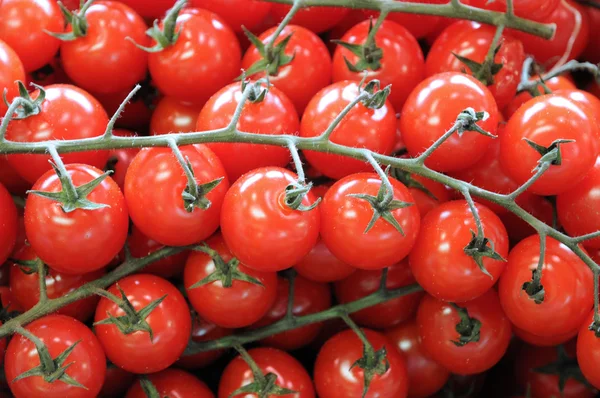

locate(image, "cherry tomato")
[[99, 366, 135, 398], [184, 232, 278, 328], [106, 129, 139, 192], [128, 226, 189, 278], [0, 182, 16, 265], [119, 0, 173, 19], [504, 75, 576, 119], [94, 274, 192, 374], [125, 145, 229, 246], [400, 72, 499, 172], [498, 236, 594, 337], [395, 169, 452, 218], [196, 82, 298, 182], [0, 39, 24, 117], [417, 289, 512, 375], [150, 96, 203, 135], [363, 0, 448, 39], [190, 0, 271, 32], [466, 0, 560, 21], [176, 313, 233, 369], [270, 4, 349, 33], [294, 238, 356, 283], [220, 167, 320, 272], [582, 5, 600, 64], [333, 20, 424, 111], [555, 88, 600, 123], [0, 156, 29, 195], [514, 325, 578, 347], [314, 329, 408, 398], [320, 173, 420, 270], [577, 311, 600, 389], [5, 315, 106, 398], [126, 369, 214, 398], [6, 84, 109, 184]]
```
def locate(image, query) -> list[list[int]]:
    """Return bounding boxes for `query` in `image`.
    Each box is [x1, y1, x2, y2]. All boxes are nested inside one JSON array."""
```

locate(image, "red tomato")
[[385, 320, 450, 398], [395, 168, 452, 218], [555, 88, 600, 124], [94, 274, 192, 374], [242, 24, 331, 114], [126, 369, 214, 398], [334, 260, 423, 329], [0, 183, 16, 265], [125, 145, 229, 246], [332, 20, 424, 111], [5, 315, 106, 398], [514, 325, 577, 347], [498, 236, 594, 337], [499, 194, 554, 245], [0, 156, 29, 195], [0, 39, 23, 117], [196, 82, 298, 182], [220, 167, 320, 272], [270, 4, 349, 33], [582, 5, 600, 64], [190, 0, 271, 32], [99, 366, 135, 398], [94, 88, 156, 132], [176, 314, 232, 369], [6, 84, 109, 184], [504, 75, 576, 119], [150, 96, 203, 135], [400, 72, 499, 172], [219, 347, 315, 398], [119, 0, 173, 18], [326, 10, 368, 53], [500, 93, 600, 196], [148, 8, 241, 104], [320, 173, 420, 270], [363, 0, 448, 39], [184, 232, 278, 328], [577, 311, 600, 389], [314, 329, 408, 398], [128, 226, 189, 278], [466, 0, 561, 21], [294, 238, 356, 283], [417, 289, 512, 375], [300, 81, 396, 179], [106, 129, 139, 192], [24, 164, 128, 274]]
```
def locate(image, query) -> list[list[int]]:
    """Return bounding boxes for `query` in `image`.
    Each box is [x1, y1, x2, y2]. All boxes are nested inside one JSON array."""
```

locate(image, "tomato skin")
[[401, 172, 452, 218], [385, 320, 450, 398], [150, 96, 203, 135], [94, 88, 155, 132], [25, 164, 128, 274], [6, 84, 109, 184], [176, 315, 232, 369], [125, 145, 229, 246], [503, 75, 576, 119], [400, 72, 499, 172], [363, 0, 448, 39], [498, 236, 594, 337], [0, 39, 23, 117], [220, 167, 320, 272], [118, 0, 173, 18], [499, 194, 554, 245], [514, 325, 578, 347], [582, 5, 600, 64], [0, 183, 16, 265], [500, 93, 600, 196], [94, 274, 192, 374], [270, 4, 349, 33], [5, 315, 106, 398], [126, 369, 214, 398], [417, 290, 512, 375], [184, 233, 278, 328], [242, 25, 332, 114], [577, 311, 600, 389], [127, 226, 189, 278], [0, 156, 29, 195], [197, 82, 298, 183], [335, 260, 423, 329], [190, 0, 271, 32], [99, 366, 135, 398], [294, 238, 356, 283], [314, 329, 408, 398], [554, 88, 600, 124], [333, 20, 424, 111], [149, 8, 241, 104]]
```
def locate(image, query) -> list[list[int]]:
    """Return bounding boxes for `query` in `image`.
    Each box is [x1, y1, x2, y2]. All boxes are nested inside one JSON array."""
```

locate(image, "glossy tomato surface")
[[270, 4, 348, 33], [191, 0, 271, 32], [150, 96, 203, 135], [294, 238, 356, 283], [126, 369, 215, 398], [0, 182, 16, 265]]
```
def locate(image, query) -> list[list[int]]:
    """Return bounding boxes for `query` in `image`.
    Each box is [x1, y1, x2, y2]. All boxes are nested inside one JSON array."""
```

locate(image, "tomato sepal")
[[463, 230, 507, 279], [139, 376, 162, 398], [360, 80, 391, 110], [452, 46, 504, 86], [331, 20, 383, 73], [522, 268, 546, 304], [128, 0, 186, 53], [45, 0, 95, 41], [3, 81, 45, 120], [450, 302, 482, 347], [240, 28, 296, 78], [350, 344, 390, 398], [524, 138, 576, 170], [533, 345, 592, 393]]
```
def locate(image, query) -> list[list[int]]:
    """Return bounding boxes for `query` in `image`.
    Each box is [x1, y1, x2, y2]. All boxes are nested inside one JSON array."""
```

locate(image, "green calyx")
[[284, 180, 321, 212], [463, 230, 506, 279], [46, 0, 95, 41], [139, 376, 167, 398], [351, 343, 390, 398], [241, 78, 270, 103], [230, 372, 296, 398], [453, 45, 504, 87], [533, 345, 591, 393], [359, 79, 391, 110], [11, 256, 45, 275], [128, 0, 187, 53], [3, 81, 45, 120], [333, 20, 383, 73], [240, 27, 296, 78], [455, 108, 494, 137], [525, 138, 575, 170], [522, 268, 545, 304], [589, 318, 600, 338], [391, 168, 438, 201], [182, 174, 223, 213], [450, 303, 481, 347]]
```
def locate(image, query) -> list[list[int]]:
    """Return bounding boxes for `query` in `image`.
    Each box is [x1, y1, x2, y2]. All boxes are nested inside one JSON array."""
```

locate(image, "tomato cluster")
[[0, 0, 599, 397]]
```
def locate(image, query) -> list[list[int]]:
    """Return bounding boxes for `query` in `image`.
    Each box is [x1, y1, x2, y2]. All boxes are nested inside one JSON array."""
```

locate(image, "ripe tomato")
[[314, 329, 408, 398], [577, 311, 600, 389], [94, 274, 192, 374], [498, 236, 594, 337], [126, 369, 214, 398], [300, 81, 396, 179], [0, 39, 23, 117], [99, 366, 135, 398], [25, 164, 128, 274], [176, 314, 232, 369], [514, 324, 578, 347], [466, 0, 560, 21], [394, 168, 452, 218], [5, 315, 106, 398], [582, 5, 600, 64], [417, 289, 512, 375], [148, 8, 241, 104], [294, 238, 356, 283], [385, 320, 450, 398], [220, 167, 320, 272], [119, 0, 173, 18], [0, 182, 16, 265], [219, 347, 315, 398], [184, 232, 278, 328], [500, 93, 599, 196], [503, 75, 576, 119], [242, 25, 331, 113], [0, 156, 29, 195], [190, 0, 271, 32], [555, 88, 600, 123], [105, 129, 139, 192], [332, 20, 424, 111], [320, 173, 420, 270], [270, 4, 349, 33], [334, 260, 423, 329], [125, 145, 229, 246], [363, 0, 448, 39], [128, 226, 189, 278], [6, 84, 109, 184], [196, 82, 298, 182], [400, 72, 499, 172], [150, 96, 203, 135]]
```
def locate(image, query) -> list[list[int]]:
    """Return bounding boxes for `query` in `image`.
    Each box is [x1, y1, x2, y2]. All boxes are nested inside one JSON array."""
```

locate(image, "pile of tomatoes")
[[0, 0, 600, 397]]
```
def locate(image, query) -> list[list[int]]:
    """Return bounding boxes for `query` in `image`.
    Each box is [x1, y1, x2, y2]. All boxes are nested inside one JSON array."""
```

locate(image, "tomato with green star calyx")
[[190, 0, 272, 32], [270, 4, 349, 33], [150, 96, 203, 135], [0, 182, 17, 265], [126, 369, 215, 398], [294, 238, 356, 283]]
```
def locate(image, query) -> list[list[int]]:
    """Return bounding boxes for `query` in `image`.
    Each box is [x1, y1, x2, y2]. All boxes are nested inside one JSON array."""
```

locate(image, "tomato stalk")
[[139, 376, 161, 398], [517, 58, 600, 94], [128, 0, 188, 53], [283, 269, 297, 321]]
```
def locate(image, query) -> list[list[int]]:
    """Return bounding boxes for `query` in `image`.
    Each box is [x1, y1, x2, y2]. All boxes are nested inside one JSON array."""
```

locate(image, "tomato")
[[400, 72, 499, 172], [514, 325, 578, 347], [94, 88, 156, 132], [466, 0, 560, 21], [176, 313, 233, 369], [6, 84, 109, 184], [24, 164, 128, 274], [417, 289, 512, 375], [94, 274, 192, 374], [498, 236, 594, 337], [327, 10, 368, 53], [363, 0, 448, 39], [555, 88, 600, 123], [219, 347, 315, 398], [184, 232, 278, 328], [300, 81, 396, 179], [0, 38, 24, 116], [149, 8, 241, 104], [250, 275, 331, 350], [320, 173, 420, 270], [335, 260, 423, 329], [0, 156, 29, 195], [393, 168, 452, 218], [503, 75, 576, 119], [314, 329, 408, 398], [119, 0, 173, 18], [499, 194, 554, 245], [126, 369, 214, 398], [270, 4, 349, 33], [332, 20, 424, 111], [242, 25, 331, 114], [5, 315, 106, 398], [128, 226, 189, 278], [577, 311, 600, 389], [105, 129, 139, 193], [125, 145, 229, 246], [220, 167, 320, 272], [294, 238, 356, 283], [385, 320, 450, 398], [150, 96, 203, 135], [98, 366, 135, 398], [582, 5, 600, 64], [500, 93, 600, 196], [196, 82, 298, 182], [191, 0, 272, 32], [0, 182, 16, 265]]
